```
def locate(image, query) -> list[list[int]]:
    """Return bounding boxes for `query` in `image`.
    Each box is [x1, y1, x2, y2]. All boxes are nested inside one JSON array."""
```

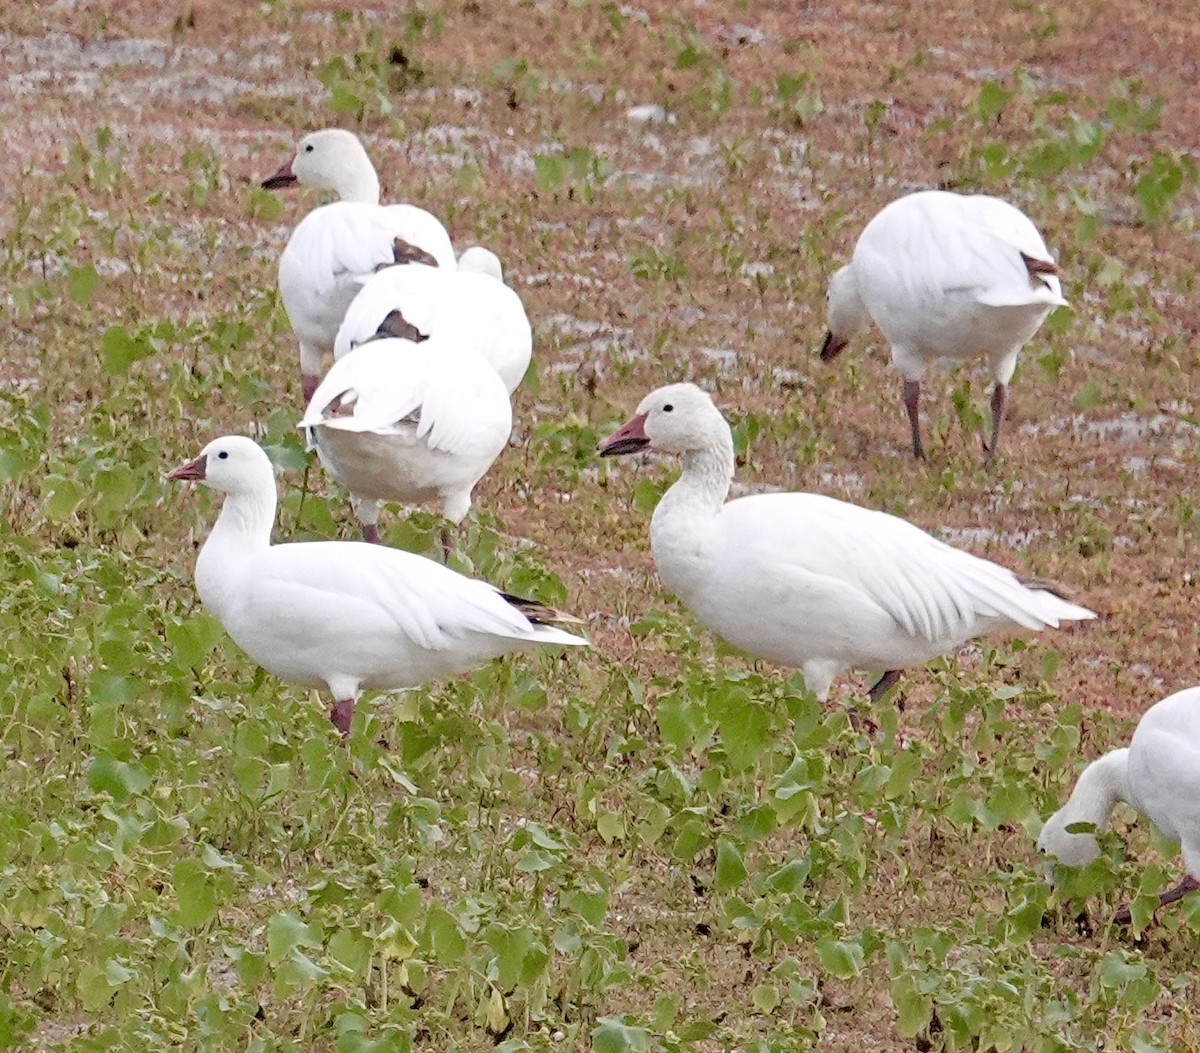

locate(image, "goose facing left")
[[820, 190, 1066, 462], [1038, 685, 1200, 925], [598, 383, 1094, 704], [262, 128, 456, 401], [169, 436, 587, 737]]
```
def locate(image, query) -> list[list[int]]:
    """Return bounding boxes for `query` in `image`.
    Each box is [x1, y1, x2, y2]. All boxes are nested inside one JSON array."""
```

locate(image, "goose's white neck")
[[195, 487, 276, 610], [1059, 748, 1132, 831], [649, 428, 735, 596], [657, 435, 735, 521], [335, 164, 381, 205]]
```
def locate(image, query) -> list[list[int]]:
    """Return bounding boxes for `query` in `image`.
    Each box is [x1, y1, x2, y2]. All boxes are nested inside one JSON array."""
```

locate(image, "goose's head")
[[598, 383, 727, 457], [1035, 807, 1101, 868], [820, 264, 869, 361], [261, 129, 380, 204], [169, 436, 278, 497]]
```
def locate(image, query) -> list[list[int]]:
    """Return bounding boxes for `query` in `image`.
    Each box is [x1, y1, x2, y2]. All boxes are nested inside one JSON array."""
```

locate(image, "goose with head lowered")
[[169, 436, 586, 738], [820, 189, 1067, 462], [299, 332, 513, 547], [598, 383, 1094, 704], [262, 128, 457, 401], [1038, 685, 1200, 926]]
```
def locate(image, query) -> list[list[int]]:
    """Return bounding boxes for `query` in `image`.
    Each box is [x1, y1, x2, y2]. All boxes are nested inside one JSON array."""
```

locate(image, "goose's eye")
[[663, 403, 674, 412], [217, 451, 229, 460], [304, 143, 314, 153]]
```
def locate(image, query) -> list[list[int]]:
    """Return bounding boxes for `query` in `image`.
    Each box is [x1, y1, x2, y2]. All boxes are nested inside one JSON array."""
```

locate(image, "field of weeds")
[[2, 2, 1199, 1050]]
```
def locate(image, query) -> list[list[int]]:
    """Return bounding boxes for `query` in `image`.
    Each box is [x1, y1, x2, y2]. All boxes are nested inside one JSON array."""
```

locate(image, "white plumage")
[[299, 334, 513, 539], [262, 128, 456, 400], [169, 436, 586, 736], [333, 258, 533, 395], [1038, 686, 1200, 921], [821, 189, 1067, 460], [599, 383, 1094, 702]]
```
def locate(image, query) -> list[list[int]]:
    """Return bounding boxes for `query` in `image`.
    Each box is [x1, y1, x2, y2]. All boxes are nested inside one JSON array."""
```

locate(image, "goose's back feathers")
[[1127, 687, 1200, 854], [851, 190, 1065, 373], [655, 490, 1093, 691], [334, 262, 532, 393], [212, 540, 584, 697]]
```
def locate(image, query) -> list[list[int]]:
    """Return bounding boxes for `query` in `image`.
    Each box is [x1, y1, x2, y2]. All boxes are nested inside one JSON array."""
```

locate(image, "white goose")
[[599, 384, 1094, 702], [169, 436, 586, 737], [333, 256, 532, 395], [1038, 686, 1200, 924], [298, 334, 512, 545], [262, 128, 457, 401], [820, 190, 1067, 461]]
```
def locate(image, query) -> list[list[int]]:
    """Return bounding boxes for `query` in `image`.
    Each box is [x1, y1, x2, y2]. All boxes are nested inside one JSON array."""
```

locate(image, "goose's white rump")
[[170, 436, 585, 736], [1038, 686, 1200, 921], [822, 189, 1066, 460], [300, 334, 513, 531], [599, 383, 1093, 701]]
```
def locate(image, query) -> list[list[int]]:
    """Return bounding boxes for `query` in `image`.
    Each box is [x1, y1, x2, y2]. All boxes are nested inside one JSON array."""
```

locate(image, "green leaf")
[[88, 755, 151, 802], [596, 811, 626, 844], [592, 1017, 651, 1053], [1072, 379, 1103, 410], [172, 858, 218, 928], [66, 262, 100, 306], [816, 936, 864, 980], [101, 324, 154, 374], [268, 911, 322, 963], [425, 906, 466, 963], [714, 837, 748, 892]]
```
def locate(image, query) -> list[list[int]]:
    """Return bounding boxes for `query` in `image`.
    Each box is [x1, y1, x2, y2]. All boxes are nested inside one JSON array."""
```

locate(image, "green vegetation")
[[2, 2, 1199, 1050]]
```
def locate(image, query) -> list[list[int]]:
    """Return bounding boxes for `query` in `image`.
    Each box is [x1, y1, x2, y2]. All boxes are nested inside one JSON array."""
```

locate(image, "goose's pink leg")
[[330, 699, 354, 739]]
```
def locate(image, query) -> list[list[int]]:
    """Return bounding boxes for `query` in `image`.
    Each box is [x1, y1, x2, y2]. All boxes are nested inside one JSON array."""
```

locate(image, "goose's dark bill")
[[168, 455, 208, 482], [598, 412, 650, 457], [261, 157, 299, 190], [819, 330, 848, 361]]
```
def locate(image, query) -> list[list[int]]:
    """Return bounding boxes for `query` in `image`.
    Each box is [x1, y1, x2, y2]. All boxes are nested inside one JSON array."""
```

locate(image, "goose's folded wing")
[[381, 204, 456, 270], [334, 263, 448, 358], [859, 193, 1065, 311], [256, 542, 585, 652], [724, 493, 1092, 643]]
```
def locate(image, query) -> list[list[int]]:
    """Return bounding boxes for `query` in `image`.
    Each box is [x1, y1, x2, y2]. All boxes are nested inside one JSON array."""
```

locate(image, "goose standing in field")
[[262, 128, 457, 401], [169, 436, 586, 737], [299, 334, 513, 547], [820, 190, 1067, 462], [333, 254, 532, 395], [598, 384, 1093, 703], [1038, 686, 1200, 925]]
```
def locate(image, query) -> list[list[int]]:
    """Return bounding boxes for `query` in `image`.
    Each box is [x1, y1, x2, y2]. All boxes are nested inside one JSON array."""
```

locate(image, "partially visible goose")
[[262, 128, 457, 401], [820, 190, 1067, 461], [333, 256, 532, 395], [598, 383, 1093, 702], [298, 334, 512, 546], [1038, 686, 1200, 925], [169, 436, 586, 737]]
